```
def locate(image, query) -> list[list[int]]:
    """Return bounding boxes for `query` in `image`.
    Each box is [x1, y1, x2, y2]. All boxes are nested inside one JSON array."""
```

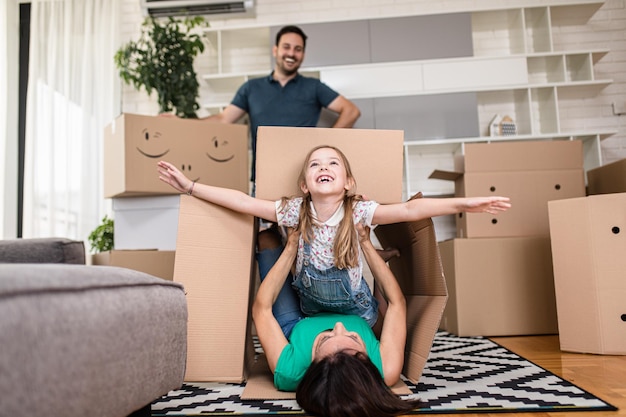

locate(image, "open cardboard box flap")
[[373, 193, 448, 383]]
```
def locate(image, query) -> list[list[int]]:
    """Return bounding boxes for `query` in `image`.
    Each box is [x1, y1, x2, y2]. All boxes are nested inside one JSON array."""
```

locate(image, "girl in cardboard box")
[[255, 222, 419, 415]]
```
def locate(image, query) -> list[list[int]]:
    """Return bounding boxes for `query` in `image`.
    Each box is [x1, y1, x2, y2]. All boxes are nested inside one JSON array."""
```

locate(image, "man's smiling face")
[[273, 32, 305, 76]]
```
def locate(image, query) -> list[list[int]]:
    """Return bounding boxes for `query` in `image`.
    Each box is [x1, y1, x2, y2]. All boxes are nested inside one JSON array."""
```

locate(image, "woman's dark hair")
[[275, 25, 308, 49], [296, 351, 421, 417]]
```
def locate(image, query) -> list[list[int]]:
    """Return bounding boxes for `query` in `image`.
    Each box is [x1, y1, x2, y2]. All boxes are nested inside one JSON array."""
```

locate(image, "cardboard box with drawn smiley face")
[[104, 113, 249, 198]]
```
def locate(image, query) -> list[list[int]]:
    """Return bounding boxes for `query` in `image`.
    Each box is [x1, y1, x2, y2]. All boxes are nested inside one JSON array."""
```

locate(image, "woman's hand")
[[284, 227, 300, 251], [157, 161, 192, 194], [463, 196, 511, 214]]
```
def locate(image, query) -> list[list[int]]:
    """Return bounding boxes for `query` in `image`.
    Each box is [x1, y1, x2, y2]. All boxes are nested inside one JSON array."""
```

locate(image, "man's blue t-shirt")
[[231, 73, 339, 179]]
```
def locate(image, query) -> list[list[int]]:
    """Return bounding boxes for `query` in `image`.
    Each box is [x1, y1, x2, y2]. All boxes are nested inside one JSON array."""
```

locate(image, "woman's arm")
[[357, 224, 406, 386], [157, 160, 277, 221], [372, 196, 511, 225], [252, 229, 300, 371]]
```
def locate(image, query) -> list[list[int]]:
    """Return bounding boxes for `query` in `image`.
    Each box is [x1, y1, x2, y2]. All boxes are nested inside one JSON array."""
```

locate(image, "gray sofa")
[[0, 238, 188, 417]]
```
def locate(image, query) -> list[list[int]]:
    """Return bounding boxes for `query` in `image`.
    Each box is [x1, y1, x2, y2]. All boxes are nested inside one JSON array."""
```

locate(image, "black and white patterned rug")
[[151, 332, 617, 416]]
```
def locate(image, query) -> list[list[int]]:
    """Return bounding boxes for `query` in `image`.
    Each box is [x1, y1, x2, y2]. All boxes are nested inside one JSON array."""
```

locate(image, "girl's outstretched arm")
[[372, 196, 511, 225], [157, 160, 277, 221]]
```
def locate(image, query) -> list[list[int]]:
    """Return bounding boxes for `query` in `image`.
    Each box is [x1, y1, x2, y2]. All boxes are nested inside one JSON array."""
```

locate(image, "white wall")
[[119, 0, 626, 164]]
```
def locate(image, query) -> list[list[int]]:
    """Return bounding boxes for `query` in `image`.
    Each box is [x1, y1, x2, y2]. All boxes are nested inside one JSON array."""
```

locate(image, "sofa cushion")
[[0, 238, 85, 264], [0, 264, 187, 417]]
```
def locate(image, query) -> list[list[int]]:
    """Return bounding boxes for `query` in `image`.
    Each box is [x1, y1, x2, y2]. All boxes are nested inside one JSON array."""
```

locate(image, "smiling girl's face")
[[311, 321, 367, 361], [299, 147, 355, 198]]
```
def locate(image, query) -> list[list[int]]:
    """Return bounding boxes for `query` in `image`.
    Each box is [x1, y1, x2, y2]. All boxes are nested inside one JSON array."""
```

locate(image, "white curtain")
[[23, 0, 120, 241], [1, 1, 19, 238]]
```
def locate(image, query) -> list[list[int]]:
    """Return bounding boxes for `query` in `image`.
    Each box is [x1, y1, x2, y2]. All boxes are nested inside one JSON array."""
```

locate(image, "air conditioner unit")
[[140, 0, 255, 19]]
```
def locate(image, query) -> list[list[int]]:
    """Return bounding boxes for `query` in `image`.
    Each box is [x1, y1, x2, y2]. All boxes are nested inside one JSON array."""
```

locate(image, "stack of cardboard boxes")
[[430, 140, 586, 336], [93, 113, 249, 280], [173, 126, 451, 397], [548, 158, 626, 355]]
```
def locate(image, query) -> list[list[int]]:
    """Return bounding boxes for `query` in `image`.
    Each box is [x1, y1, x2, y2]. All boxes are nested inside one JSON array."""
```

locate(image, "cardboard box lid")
[[255, 126, 404, 204], [463, 140, 583, 172], [112, 195, 180, 211], [374, 193, 448, 383], [429, 169, 463, 182], [430, 140, 584, 180]]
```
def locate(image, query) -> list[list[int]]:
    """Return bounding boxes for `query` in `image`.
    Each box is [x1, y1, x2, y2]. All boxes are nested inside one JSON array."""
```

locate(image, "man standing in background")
[[205, 25, 361, 182]]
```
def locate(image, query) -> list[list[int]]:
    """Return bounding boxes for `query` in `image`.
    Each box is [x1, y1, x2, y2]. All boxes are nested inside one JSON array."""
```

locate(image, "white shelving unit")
[[198, 1, 614, 199]]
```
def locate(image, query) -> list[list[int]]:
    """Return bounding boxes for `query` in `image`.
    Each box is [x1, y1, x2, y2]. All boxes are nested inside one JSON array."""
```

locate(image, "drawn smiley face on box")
[[135, 127, 171, 159], [129, 118, 249, 193]]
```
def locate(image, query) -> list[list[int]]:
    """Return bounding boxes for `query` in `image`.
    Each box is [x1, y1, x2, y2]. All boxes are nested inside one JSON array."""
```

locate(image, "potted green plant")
[[88, 215, 114, 253], [114, 16, 207, 118]]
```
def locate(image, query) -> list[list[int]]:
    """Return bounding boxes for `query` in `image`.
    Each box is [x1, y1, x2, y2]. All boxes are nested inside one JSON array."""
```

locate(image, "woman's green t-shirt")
[[273, 313, 383, 391]]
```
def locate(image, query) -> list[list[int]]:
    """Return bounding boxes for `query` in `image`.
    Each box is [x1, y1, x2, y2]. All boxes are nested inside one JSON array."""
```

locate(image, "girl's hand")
[[463, 196, 511, 214], [157, 161, 192, 194]]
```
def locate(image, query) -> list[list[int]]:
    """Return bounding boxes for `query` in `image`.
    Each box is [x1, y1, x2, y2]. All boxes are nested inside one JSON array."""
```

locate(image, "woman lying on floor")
[[252, 223, 420, 417]]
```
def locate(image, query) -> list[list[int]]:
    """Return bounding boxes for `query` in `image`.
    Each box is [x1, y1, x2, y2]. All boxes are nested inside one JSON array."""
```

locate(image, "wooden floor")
[[403, 335, 625, 417]]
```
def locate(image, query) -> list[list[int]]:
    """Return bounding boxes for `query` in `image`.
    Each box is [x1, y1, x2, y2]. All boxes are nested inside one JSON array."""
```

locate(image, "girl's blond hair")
[[280, 145, 363, 269]]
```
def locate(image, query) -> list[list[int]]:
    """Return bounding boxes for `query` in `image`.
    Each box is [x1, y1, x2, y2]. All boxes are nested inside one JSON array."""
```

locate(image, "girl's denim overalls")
[[291, 241, 379, 327]]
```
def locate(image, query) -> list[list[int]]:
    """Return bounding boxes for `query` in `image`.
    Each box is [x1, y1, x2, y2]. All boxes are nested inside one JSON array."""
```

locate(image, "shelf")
[[202, 51, 609, 103], [203, 26, 271, 75], [471, 1, 604, 56], [403, 130, 616, 153]]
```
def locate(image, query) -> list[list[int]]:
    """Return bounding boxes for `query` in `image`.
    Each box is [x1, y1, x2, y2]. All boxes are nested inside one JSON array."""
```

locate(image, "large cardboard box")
[[175, 128, 447, 394], [113, 196, 180, 250], [174, 195, 256, 382], [430, 141, 585, 238], [548, 193, 626, 354], [439, 237, 558, 337], [104, 113, 249, 198], [587, 158, 626, 195], [255, 126, 404, 204], [92, 249, 175, 280]]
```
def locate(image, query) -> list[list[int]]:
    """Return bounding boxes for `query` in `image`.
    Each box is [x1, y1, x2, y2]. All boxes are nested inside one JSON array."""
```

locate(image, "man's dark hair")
[[296, 351, 421, 417], [275, 25, 308, 49]]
